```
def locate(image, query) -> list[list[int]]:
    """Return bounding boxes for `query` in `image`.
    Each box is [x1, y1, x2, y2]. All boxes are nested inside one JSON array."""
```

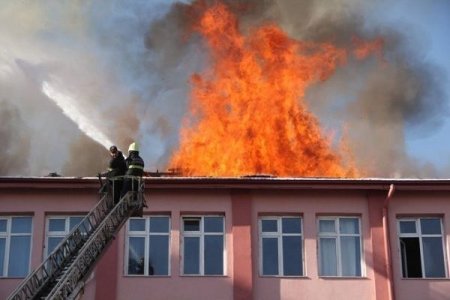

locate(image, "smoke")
[[0, 101, 30, 175], [0, 0, 194, 176], [0, 0, 446, 177]]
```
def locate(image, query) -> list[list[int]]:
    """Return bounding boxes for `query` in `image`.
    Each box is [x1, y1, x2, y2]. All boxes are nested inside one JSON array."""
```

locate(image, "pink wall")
[[115, 189, 234, 300], [0, 186, 99, 299], [2, 178, 450, 300], [389, 191, 450, 300], [251, 190, 375, 300]]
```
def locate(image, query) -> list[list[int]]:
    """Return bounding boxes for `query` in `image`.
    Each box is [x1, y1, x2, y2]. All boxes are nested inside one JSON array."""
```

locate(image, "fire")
[[169, 2, 381, 177]]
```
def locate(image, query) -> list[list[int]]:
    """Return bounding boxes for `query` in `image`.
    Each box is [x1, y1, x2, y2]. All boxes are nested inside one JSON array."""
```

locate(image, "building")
[[1, 177, 449, 300]]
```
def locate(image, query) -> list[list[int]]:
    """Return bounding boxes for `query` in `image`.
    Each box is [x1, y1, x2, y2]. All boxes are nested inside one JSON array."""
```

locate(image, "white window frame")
[[180, 215, 226, 276], [44, 216, 85, 258], [0, 216, 33, 277], [397, 217, 448, 278], [125, 216, 171, 276], [259, 216, 304, 277], [317, 216, 364, 277]]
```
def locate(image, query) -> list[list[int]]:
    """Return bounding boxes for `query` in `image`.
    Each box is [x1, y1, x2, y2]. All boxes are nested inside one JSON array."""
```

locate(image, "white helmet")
[[128, 142, 139, 153]]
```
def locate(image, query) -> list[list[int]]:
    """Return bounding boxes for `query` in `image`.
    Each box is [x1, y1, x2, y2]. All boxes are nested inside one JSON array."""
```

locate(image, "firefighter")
[[100, 145, 127, 204], [121, 142, 145, 199]]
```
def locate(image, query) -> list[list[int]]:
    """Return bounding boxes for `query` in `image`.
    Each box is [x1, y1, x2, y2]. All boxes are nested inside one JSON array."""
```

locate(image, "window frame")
[[180, 215, 226, 276], [0, 216, 33, 278], [317, 216, 364, 277], [125, 215, 171, 276], [44, 215, 85, 259], [397, 217, 448, 278], [258, 216, 304, 277]]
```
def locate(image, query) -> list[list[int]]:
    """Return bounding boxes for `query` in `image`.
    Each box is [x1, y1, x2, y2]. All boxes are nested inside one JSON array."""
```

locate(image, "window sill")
[[319, 276, 368, 280], [180, 275, 228, 277], [123, 275, 170, 278], [259, 275, 310, 279], [401, 277, 450, 281]]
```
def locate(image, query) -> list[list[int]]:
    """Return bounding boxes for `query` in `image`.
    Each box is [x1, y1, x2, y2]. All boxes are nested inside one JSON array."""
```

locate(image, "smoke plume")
[[0, 0, 447, 177]]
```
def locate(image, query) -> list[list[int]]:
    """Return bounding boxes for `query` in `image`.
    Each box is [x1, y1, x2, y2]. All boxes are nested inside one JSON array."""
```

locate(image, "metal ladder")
[[7, 177, 145, 300]]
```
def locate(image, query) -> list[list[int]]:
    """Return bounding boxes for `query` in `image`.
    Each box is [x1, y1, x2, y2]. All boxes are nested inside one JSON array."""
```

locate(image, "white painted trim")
[[317, 217, 363, 277], [0, 216, 33, 277], [125, 216, 171, 276], [397, 217, 448, 278], [259, 216, 304, 277], [180, 215, 225, 276]]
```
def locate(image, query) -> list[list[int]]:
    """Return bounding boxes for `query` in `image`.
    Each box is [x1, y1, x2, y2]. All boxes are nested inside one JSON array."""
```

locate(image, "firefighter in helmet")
[[121, 142, 145, 200]]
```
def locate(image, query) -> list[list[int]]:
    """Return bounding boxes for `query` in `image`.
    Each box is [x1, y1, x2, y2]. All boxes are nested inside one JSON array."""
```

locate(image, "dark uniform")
[[121, 150, 145, 197], [100, 146, 127, 204], [107, 150, 127, 204]]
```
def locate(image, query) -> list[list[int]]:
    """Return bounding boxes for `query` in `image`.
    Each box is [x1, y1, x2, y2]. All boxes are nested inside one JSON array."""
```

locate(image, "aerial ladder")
[[7, 176, 145, 300]]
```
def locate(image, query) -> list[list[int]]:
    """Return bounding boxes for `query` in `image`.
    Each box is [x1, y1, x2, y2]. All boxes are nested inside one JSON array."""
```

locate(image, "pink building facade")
[[1, 177, 450, 300]]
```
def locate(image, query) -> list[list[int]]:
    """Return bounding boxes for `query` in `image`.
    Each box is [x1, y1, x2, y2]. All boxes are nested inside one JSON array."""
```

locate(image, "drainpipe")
[[383, 183, 396, 300]]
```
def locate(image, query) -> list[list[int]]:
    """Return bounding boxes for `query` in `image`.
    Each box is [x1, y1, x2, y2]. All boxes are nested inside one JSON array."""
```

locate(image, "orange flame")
[[169, 2, 381, 177]]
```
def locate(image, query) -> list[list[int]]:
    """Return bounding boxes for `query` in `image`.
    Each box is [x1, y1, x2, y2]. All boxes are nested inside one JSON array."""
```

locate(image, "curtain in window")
[[422, 237, 445, 277], [320, 238, 337, 276], [0, 238, 5, 276], [340, 236, 361, 276]]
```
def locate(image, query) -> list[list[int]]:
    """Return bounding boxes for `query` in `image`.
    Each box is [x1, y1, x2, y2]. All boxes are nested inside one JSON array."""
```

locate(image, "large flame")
[[169, 2, 380, 177]]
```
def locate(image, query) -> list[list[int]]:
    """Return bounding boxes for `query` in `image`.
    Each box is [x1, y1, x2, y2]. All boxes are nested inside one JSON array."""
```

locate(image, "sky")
[[0, 0, 449, 178], [371, 0, 450, 169]]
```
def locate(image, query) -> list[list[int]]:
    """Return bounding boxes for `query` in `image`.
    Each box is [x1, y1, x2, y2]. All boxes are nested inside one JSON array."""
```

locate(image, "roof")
[[1, 176, 450, 191]]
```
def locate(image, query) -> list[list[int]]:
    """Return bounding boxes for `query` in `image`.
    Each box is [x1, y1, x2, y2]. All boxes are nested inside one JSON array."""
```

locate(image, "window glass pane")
[[184, 237, 200, 274], [69, 217, 84, 231], [0, 238, 5, 276], [420, 219, 441, 235], [340, 236, 361, 276], [262, 237, 278, 275], [129, 219, 145, 232], [0, 220, 6, 232], [11, 217, 32, 234], [8, 236, 30, 277], [149, 236, 169, 275], [149, 217, 169, 233], [128, 237, 145, 275], [261, 220, 277, 232], [282, 218, 301, 234], [283, 236, 302, 276], [340, 218, 359, 234], [47, 237, 64, 256], [184, 219, 200, 232], [49, 219, 65, 232], [204, 217, 223, 233], [319, 220, 335, 233], [319, 238, 337, 276], [399, 221, 416, 234], [422, 237, 446, 277], [205, 235, 224, 275]]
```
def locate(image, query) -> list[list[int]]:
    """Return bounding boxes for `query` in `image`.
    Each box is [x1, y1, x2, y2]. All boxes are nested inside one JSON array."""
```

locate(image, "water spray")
[[42, 81, 114, 149]]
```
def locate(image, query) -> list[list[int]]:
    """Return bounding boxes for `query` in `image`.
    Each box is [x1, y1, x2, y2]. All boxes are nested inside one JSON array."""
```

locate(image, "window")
[[181, 216, 225, 275], [0, 216, 32, 277], [318, 217, 363, 277], [398, 218, 447, 278], [45, 216, 85, 257], [126, 216, 170, 276], [259, 216, 303, 276]]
